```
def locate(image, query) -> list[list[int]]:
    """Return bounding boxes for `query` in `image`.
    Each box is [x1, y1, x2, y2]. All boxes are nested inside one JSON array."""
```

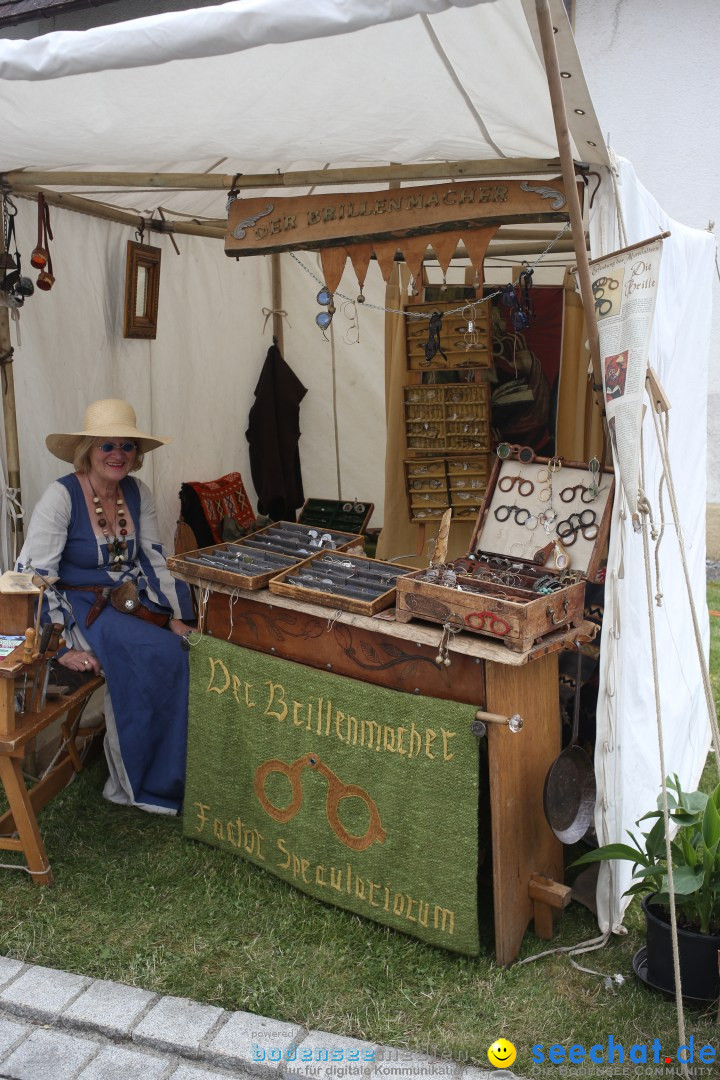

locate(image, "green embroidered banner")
[[184, 638, 480, 955]]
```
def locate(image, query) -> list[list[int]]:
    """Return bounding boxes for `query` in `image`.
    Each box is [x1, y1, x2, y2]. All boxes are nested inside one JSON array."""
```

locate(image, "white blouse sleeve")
[[15, 481, 76, 637]]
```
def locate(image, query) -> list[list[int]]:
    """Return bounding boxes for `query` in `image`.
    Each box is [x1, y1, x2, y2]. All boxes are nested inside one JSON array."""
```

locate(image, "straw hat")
[[46, 398, 170, 462]]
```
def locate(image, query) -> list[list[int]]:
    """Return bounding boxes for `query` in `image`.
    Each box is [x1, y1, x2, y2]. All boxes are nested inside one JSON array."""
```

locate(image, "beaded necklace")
[[87, 475, 129, 565]]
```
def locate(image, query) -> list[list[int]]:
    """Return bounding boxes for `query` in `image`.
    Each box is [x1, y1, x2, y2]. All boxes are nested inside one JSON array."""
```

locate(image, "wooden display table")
[[174, 570, 592, 965], [0, 662, 104, 885]]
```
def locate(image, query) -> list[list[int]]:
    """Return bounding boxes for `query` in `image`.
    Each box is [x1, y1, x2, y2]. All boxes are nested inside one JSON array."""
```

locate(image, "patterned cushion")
[[179, 472, 255, 547]]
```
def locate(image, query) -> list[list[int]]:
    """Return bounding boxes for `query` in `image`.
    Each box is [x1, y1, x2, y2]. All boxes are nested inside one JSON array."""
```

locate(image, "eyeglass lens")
[[99, 442, 137, 453], [316, 285, 336, 330]]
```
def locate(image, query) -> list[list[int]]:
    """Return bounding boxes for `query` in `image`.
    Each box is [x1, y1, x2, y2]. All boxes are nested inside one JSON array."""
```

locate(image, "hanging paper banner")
[[225, 177, 577, 257], [585, 235, 666, 523]]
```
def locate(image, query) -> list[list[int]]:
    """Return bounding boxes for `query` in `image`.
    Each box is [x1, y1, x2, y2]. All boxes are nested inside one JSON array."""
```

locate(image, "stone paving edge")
[[0, 961, 529, 1080]]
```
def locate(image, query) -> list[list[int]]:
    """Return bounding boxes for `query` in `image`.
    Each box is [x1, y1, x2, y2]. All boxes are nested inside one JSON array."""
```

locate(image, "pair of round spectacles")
[[316, 286, 335, 330], [496, 442, 535, 464], [97, 441, 137, 453]]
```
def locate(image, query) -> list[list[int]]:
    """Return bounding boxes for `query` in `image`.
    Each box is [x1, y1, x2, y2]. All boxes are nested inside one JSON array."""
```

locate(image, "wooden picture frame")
[[123, 240, 161, 339]]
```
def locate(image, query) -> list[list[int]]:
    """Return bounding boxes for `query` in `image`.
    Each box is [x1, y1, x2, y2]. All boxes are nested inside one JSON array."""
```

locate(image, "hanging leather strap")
[[36, 194, 44, 251]]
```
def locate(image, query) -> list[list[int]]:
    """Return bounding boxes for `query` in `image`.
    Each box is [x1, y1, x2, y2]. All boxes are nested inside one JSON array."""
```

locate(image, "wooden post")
[[535, 0, 605, 420], [0, 230, 23, 550], [270, 253, 284, 353]]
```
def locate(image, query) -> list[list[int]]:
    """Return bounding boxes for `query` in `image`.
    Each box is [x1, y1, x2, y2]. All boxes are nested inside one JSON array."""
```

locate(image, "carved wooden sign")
[[225, 177, 574, 258]]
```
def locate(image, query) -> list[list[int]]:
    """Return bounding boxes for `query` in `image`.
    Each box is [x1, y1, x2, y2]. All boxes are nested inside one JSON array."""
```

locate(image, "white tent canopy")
[[0, 0, 607, 218], [0, 0, 713, 936]]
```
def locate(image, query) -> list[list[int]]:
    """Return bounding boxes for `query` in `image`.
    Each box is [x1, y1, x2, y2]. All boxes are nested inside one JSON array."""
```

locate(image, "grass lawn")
[[1, 588, 719, 1075]]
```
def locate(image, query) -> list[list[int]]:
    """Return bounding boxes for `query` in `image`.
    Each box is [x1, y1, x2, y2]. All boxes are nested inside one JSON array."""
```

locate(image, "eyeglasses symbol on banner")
[[254, 752, 387, 851], [584, 233, 668, 525], [591, 272, 623, 320]]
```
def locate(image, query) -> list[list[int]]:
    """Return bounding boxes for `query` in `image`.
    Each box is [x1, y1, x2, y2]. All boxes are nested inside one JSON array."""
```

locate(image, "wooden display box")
[[404, 382, 491, 453], [298, 498, 374, 534], [396, 455, 614, 652], [269, 552, 416, 616], [405, 300, 492, 371], [168, 542, 298, 591], [404, 454, 491, 522], [167, 522, 364, 592], [0, 593, 36, 637]]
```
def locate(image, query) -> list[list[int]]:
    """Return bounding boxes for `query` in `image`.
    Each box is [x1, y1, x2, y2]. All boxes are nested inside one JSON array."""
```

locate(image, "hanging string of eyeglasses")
[[290, 221, 572, 334]]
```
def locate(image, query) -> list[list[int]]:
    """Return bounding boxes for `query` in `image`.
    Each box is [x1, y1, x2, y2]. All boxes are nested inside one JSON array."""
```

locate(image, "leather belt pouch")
[[110, 582, 170, 628]]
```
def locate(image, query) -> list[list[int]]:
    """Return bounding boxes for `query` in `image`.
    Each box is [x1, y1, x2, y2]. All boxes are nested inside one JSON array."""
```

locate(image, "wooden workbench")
[[176, 570, 590, 964], [0, 649, 104, 885]]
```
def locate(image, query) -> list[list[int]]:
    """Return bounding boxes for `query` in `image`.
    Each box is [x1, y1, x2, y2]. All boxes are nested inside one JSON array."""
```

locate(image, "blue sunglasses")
[[97, 441, 137, 453]]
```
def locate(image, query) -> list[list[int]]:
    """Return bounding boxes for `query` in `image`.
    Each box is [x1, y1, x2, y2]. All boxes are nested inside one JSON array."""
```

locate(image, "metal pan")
[[543, 641, 596, 845]]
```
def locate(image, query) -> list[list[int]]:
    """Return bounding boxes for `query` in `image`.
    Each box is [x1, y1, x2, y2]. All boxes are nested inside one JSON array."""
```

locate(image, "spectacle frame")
[[96, 441, 138, 454]]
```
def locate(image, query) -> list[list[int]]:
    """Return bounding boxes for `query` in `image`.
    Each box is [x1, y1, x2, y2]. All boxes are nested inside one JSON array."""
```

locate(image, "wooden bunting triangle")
[[398, 236, 430, 288], [319, 247, 348, 295], [345, 245, 375, 287], [429, 231, 461, 276], [372, 240, 401, 283], [462, 226, 498, 289], [346, 243, 374, 291]]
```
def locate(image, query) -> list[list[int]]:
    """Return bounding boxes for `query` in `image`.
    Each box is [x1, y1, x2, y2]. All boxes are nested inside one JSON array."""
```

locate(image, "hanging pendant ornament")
[[88, 478, 128, 565], [356, 283, 365, 304], [434, 614, 463, 668]]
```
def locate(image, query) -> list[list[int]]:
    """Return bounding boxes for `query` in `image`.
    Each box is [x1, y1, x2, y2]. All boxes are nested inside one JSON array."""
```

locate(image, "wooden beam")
[[535, 0, 604, 419], [3, 157, 573, 194], [14, 189, 225, 239]]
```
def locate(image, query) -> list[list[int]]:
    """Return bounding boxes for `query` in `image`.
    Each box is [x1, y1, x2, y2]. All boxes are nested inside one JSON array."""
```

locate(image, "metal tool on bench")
[[25, 622, 56, 712], [37, 623, 65, 710]]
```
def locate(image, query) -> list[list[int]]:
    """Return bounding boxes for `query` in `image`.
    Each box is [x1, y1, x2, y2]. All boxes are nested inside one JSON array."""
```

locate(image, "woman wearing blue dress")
[[17, 398, 194, 814]]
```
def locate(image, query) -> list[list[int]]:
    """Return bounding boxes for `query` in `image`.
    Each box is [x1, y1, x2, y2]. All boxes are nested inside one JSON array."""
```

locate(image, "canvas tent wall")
[[0, 0, 714, 935]]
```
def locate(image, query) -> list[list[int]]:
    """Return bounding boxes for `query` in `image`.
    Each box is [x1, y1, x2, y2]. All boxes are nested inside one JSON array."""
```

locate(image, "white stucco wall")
[[575, 0, 720, 551]]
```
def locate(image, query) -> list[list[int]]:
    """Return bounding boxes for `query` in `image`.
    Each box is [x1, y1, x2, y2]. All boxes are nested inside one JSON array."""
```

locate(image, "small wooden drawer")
[[403, 455, 491, 523], [269, 553, 416, 616], [406, 459, 446, 480]]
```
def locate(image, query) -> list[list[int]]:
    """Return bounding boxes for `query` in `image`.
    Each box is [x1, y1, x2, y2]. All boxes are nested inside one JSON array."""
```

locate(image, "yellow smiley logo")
[[487, 1039, 517, 1069]]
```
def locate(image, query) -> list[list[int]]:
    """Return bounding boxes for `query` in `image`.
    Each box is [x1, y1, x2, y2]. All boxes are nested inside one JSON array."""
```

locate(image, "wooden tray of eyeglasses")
[[269, 552, 417, 616], [166, 523, 364, 592], [395, 450, 614, 651]]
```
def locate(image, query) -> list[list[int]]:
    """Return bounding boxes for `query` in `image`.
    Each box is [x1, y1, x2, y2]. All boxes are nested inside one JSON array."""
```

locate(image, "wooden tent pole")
[[535, 0, 604, 418], [3, 158, 567, 193], [0, 255, 23, 549], [270, 253, 284, 353]]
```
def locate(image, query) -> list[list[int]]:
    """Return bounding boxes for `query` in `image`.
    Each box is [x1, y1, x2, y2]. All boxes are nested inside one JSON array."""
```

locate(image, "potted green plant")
[[571, 774, 720, 1001]]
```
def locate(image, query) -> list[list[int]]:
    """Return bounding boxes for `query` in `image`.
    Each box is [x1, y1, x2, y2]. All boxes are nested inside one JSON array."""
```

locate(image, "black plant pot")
[[641, 894, 720, 1002]]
